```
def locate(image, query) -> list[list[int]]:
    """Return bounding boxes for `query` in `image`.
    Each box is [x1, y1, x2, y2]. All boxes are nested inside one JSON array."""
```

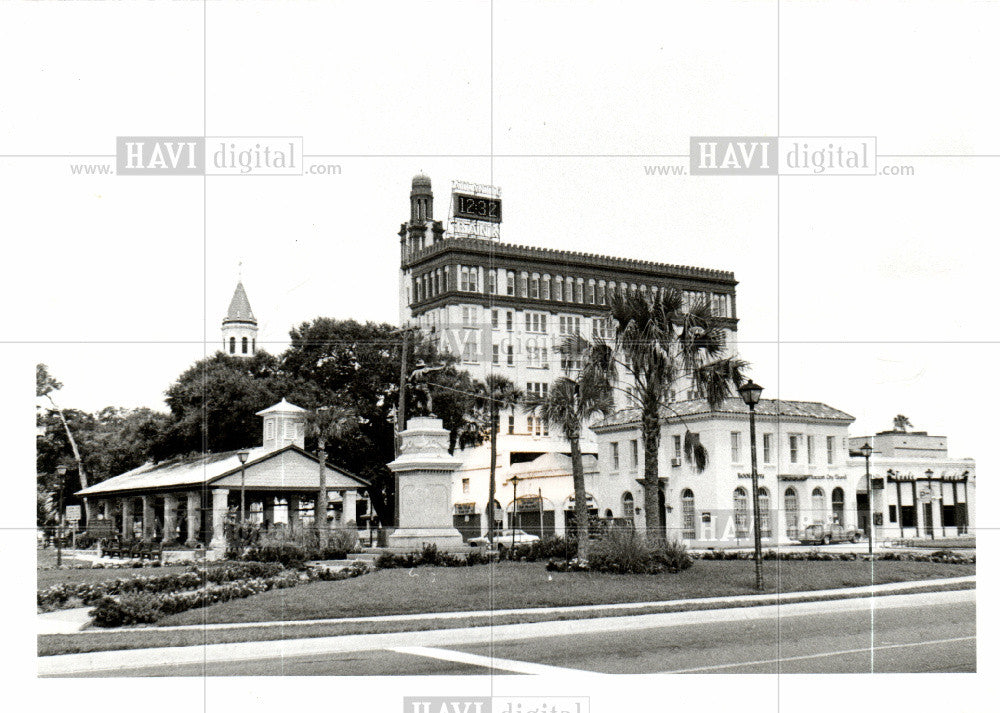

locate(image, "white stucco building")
[[847, 430, 975, 541]]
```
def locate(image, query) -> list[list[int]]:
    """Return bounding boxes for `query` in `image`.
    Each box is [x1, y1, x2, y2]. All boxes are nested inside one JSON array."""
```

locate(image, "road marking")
[[662, 636, 976, 673], [392, 646, 594, 676]]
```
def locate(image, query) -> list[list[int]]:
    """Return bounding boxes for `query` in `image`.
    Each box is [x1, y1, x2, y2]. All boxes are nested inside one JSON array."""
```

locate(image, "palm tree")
[[892, 414, 912, 433], [606, 288, 748, 538], [473, 374, 522, 543], [526, 336, 614, 560], [309, 403, 358, 548]]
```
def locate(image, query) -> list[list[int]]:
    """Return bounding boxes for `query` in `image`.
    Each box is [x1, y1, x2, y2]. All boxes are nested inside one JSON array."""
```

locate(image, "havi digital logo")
[[116, 136, 204, 175]]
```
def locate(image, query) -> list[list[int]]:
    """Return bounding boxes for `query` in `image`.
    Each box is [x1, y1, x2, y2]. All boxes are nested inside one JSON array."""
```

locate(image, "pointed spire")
[[224, 281, 256, 324]]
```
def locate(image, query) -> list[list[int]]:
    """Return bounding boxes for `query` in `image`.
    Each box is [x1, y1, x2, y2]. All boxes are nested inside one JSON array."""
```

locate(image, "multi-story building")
[[397, 174, 739, 537], [592, 398, 858, 545], [847, 430, 975, 541]]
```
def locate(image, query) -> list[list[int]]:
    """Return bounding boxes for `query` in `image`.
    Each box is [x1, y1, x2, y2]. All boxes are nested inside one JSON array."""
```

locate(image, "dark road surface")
[[90, 593, 974, 677]]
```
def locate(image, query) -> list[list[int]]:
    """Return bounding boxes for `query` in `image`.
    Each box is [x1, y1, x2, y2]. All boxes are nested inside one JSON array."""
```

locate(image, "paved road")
[[67, 591, 973, 677]]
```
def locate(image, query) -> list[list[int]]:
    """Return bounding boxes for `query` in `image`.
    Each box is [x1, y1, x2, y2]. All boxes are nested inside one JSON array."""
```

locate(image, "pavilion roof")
[[76, 444, 367, 497]]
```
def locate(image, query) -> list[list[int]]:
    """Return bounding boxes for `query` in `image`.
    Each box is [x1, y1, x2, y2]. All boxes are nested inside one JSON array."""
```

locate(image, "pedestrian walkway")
[[38, 607, 92, 635]]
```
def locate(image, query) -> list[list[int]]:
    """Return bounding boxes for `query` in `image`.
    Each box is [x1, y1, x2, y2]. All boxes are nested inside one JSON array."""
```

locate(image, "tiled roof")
[[224, 281, 256, 323], [76, 445, 366, 496], [594, 398, 855, 430]]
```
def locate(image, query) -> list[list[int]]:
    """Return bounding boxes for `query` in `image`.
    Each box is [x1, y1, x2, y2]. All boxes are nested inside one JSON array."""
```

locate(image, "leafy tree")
[[36, 364, 88, 490], [526, 336, 614, 560], [281, 318, 485, 525], [605, 288, 748, 538], [892, 414, 913, 432], [158, 351, 293, 457]]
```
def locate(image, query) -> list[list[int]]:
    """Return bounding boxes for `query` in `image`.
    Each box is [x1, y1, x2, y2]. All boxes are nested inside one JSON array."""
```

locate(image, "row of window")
[[730, 432, 841, 465], [412, 265, 734, 318], [227, 336, 255, 355]]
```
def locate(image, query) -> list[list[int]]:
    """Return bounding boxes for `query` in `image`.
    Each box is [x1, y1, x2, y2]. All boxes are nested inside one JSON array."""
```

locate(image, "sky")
[[4, 0, 998, 487]]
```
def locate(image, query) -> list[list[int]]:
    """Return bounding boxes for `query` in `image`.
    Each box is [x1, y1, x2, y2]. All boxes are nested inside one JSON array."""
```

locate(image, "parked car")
[[468, 530, 540, 549], [796, 523, 863, 545]]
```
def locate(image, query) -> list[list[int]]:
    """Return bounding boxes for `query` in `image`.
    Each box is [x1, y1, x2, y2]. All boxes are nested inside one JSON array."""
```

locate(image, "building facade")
[[592, 398, 860, 545], [397, 174, 739, 538], [847, 430, 976, 541]]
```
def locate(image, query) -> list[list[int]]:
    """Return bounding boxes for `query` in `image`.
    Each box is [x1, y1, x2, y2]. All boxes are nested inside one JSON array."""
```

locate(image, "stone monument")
[[386, 416, 466, 550]]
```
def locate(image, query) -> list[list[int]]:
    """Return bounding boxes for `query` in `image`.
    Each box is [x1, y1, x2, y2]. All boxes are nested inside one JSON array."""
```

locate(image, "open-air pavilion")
[[75, 399, 369, 552]]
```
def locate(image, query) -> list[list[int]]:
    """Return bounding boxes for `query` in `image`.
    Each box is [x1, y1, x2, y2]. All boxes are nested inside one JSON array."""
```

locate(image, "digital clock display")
[[453, 193, 502, 223]]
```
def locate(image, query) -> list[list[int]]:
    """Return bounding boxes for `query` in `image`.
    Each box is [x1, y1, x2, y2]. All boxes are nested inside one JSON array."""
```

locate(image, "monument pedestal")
[[387, 417, 465, 550]]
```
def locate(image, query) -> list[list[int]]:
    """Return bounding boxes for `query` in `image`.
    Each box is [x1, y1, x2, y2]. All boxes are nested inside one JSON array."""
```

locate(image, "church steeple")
[[222, 281, 258, 357]]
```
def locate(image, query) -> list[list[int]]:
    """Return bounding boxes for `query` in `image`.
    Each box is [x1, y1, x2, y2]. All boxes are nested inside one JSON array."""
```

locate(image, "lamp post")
[[55, 465, 67, 567], [859, 442, 874, 556], [738, 379, 764, 591], [509, 474, 524, 549], [236, 450, 250, 523]]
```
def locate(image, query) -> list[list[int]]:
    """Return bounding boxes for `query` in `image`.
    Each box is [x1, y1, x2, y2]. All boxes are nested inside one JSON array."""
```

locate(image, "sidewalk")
[[38, 607, 92, 635], [38, 587, 975, 676]]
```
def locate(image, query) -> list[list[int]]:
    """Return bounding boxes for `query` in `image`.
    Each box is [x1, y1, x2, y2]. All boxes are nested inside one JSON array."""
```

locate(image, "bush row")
[[38, 561, 287, 611], [693, 549, 975, 564], [375, 544, 492, 569]]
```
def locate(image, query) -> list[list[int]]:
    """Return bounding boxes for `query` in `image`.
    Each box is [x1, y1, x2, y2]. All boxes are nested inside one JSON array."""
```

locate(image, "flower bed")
[[38, 562, 288, 612], [375, 544, 492, 569], [88, 561, 371, 627]]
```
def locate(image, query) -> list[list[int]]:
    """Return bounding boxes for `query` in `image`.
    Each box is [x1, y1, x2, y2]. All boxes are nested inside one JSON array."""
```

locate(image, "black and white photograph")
[[2, 1, 997, 711]]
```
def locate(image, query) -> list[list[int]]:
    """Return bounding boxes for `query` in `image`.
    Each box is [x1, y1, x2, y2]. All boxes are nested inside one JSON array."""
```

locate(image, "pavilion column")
[[342, 490, 358, 528], [287, 494, 300, 532], [121, 498, 133, 539], [162, 494, 179, 543], [262, 496, 275, 528], [141, 495, 155, 542], [185, 491, 200, 546], [83, 498, 97, 528], [210, 489, 229, 548]]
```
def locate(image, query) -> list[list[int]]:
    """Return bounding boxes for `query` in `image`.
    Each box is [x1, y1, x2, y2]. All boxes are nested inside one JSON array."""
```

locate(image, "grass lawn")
[[38, 563, 191, 589], [37, 579, 974, 657], [155, 559, 974, 627]]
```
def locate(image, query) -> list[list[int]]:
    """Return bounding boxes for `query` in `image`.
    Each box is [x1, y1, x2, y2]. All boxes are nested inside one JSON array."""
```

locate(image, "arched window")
[[564, 277, 573, 302], [229, 336, 236, 354], [529, 274, 539, 299], [604, 508, 613, 518], [831, 487, 845, 525], [681, 489, 696, 539], [733, 487, 749, 538], [622, 491, 635, 518], [252, 338, 256, 354], [811, 487, 825, 524], [758, 486, 771, 538], [554, 276, 563, 301], [784, 487, 799, 538], [242, 337, 248, 354], [541, 275, 550, 300]]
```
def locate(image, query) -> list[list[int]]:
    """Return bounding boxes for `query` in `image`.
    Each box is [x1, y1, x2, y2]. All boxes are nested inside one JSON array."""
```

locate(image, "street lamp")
[[55, 465, 68, 567], [236, 450, 250, 523], [508, 474, 524, 549], [738, 379, 765, 591], [859, 442, 874, 556]]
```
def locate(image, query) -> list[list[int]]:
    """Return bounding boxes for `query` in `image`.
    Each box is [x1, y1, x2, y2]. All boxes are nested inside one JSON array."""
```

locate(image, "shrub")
[[91, 592, 164, 627], [588, 529, 657, 574], [501, 536, 576, 562], [242, 542, 308, 567], [321, 529, 360, 560], [653, 539, 694, 573]]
